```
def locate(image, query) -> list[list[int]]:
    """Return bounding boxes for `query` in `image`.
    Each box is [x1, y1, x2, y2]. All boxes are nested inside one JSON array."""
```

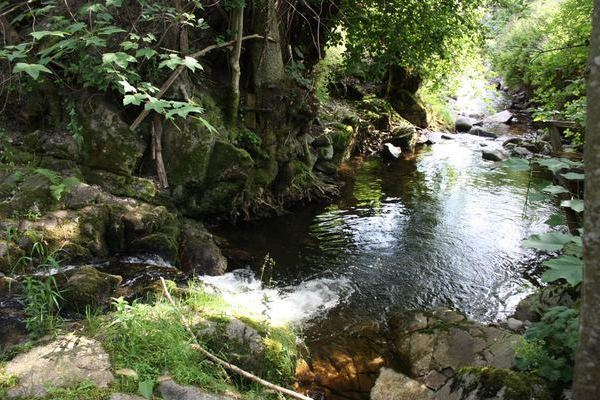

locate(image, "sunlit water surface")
[[210, 133, 557, 341]]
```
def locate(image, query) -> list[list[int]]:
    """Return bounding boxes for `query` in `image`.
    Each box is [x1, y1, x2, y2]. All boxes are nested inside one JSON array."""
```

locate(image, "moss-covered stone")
[[449, 367, 552, 400], [62, 266, 122, 311], [178, 219, 227, 275], [129, 233, 179, 263], [78, 97, 145, 176], [0, 173, 56, 216], [83, 169, 159, 204]]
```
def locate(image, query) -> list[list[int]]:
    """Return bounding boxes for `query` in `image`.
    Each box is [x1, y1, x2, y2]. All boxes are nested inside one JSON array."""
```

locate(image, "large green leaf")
[[542, 185, 569, 195], [535, 158, 570, 173], [561, 199, 584, 213], [545, 213, 566, 227], [30, 30, 69, 40], [542, 255, 583, 286], [522, 232, 575, 251], [13, 63, 52, 80], [561, 172, 585, 181]]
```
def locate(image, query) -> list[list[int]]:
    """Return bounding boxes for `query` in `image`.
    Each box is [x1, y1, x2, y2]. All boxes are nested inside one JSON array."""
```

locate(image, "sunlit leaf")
[[542, 185, 569, 195], [561, 199, 584, 213], [561, 172, 584, 181], [13, 63, 52, 80], [522, 232, 575, 251], [542, 255, 583, 286]]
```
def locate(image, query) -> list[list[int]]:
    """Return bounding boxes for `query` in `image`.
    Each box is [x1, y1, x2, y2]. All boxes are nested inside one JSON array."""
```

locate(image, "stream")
[[210, 129, 558, 345]]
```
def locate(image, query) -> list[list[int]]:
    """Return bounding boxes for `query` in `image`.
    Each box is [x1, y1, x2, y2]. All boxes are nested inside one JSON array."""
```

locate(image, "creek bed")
[[212, 131, 558, 344]]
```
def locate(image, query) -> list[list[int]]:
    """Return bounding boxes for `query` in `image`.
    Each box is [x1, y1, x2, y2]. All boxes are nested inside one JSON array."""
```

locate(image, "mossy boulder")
[[62, 266, 122, 311], [78, 97, 145, 176], [0, 173, 56, 215], [434, 367, 551, 400], [83, 169, 158, 204], [194, 141, 254, 215]]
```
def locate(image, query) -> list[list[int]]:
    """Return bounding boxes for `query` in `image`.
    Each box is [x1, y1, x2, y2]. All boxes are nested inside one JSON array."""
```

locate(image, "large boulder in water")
[[469, 127, 498, 139], [482, 148, 508, 162], [389, 309, 520, 385], [178, 219, 227, 276], [455, 117, 473, 133]]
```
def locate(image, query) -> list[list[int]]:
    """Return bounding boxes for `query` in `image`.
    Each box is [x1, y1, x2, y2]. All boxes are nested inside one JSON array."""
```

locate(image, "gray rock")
[[312, 134, 332, 148], [485, 110, 514, 124], [61, 266, 122, 312], [158, 377, 235, 400], [514, 284, 576, 322], [424, 369, 449, 390], [382, 143, 402, 159], [371, 368, 434, 400], [455, 117, 473, 133], [507, 318, 524, 332], [6, 334, 114, 398], [469, 127, 498, 138], [389, 309, 519, 379], [441, 134, 455, 140], [110, 395, 146, 400], [512, 147, 533, 157], [482, 148, 508, 162], [179, 219, 227, 276], [503, 137, 522, 147]]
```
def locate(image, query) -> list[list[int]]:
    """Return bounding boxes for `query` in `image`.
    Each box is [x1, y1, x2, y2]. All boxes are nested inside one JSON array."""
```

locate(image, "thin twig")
[[159, 277, 313, 400], [129, 34, 269, 131]]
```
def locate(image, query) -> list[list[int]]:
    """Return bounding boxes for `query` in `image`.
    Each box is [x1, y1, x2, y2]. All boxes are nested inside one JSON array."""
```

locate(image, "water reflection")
[[215, 134, 557, 340]]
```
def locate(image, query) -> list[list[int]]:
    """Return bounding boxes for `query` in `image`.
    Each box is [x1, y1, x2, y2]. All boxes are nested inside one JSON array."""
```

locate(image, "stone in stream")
[[511, 146, 533, 157], [5, 334, 114, 398], [381, 143, 402, 159], [441, 134, 455, 140], [370, 368, 434, 400], [455, 117, 473, 133], [482, 148, 508, 162], [179, 219, 228, 276], [469, 127, 498, 139], [485, 110, 514, 124]]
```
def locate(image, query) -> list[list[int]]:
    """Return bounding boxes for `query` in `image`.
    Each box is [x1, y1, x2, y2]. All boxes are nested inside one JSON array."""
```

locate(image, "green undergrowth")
[[91, 279, 299, 399]]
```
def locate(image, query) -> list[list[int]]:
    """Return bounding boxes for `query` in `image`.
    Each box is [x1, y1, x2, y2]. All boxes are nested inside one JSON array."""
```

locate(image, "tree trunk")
[[228, 5, 245, 125], [250, 0, 285, 90], [573, 1, 600, 398], [152, 115, 169, 189]]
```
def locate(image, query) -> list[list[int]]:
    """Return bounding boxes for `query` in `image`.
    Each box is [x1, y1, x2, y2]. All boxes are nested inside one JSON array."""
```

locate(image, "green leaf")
[[135, 48, 157, 60], [13, 63, 52, 80], [561, 172, 585, 181], [123, 93, 147, 106], [561, 199, 584, 213], [158, 54, 183, 70], [30, 31, 69, 40], [542, 185, 569, 195], [183, 56, 202, 72], [121, 41, 139, 50], [522, 232, 575, 252], [535, 158, 569, 173], [503, 157, 530, 171], [545, 213, 566, 227], [106, 0, 123, 6], [102, 52, 137, 69], [138, 380, 154, 400], [118, 80, 137, 94], [542, 255, 583, 286]]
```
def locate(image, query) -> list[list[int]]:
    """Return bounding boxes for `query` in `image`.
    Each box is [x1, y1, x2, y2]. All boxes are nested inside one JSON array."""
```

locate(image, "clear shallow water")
[[213, 133, 557, 340]]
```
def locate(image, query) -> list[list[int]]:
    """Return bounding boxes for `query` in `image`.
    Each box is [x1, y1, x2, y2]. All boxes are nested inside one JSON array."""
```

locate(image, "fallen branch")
[[159, 278, 313, 400], [129, 34, 267, 131]]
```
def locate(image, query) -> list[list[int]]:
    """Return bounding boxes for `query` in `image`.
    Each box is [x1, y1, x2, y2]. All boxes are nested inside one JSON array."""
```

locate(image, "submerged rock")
[[371, 368, 433, 400], [5, 334, 114, 398]]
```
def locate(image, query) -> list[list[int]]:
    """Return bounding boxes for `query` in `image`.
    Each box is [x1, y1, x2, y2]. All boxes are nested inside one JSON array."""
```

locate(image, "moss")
[[456, 367, 551, 400], [62, 266, 122, 312], [0, 362, 18, 398], [83, 169, 159, 204], [129, 233, 179, 262]]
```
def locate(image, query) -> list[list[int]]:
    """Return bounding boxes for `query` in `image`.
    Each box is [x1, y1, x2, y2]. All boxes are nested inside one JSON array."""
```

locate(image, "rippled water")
[[214, 133, 558, 340]]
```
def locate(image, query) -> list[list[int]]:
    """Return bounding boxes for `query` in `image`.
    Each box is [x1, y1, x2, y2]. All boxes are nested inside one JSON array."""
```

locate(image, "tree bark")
[[152, 114, 169, 189], [250, 0, 285, 90], [228, 5, 244, 125], [573, 1, 600, 398]]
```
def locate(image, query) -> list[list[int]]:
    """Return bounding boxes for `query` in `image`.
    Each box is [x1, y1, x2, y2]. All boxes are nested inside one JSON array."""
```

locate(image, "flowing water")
[[211, 131, 558, 342]]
